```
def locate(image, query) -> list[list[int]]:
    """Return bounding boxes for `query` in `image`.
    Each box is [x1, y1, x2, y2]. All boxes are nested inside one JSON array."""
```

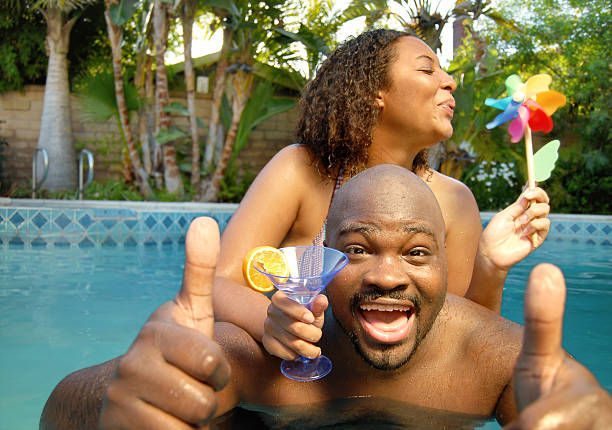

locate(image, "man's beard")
[[333, 290, 434, 371]]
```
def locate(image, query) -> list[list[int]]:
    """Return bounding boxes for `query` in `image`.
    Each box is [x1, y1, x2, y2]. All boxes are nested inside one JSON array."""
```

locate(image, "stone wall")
[[0, 85, 297, 191]]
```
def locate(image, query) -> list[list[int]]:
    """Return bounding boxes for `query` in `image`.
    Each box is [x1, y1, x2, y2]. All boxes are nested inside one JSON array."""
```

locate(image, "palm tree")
[[199, 0, 292, 201], [174, 0, 201, 188], [343, 0, 520, 57], [104, 0, 152, 197], [35, 0, 93, 191], [202, 8, 233, 172], [152, 0, 184, 195]]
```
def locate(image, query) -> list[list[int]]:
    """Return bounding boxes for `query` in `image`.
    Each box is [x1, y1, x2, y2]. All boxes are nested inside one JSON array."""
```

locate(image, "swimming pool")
[[1, 201, 610, 429]]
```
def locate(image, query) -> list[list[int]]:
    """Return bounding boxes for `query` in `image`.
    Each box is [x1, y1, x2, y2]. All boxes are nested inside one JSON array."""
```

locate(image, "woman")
[[211, 29, 550, 360]]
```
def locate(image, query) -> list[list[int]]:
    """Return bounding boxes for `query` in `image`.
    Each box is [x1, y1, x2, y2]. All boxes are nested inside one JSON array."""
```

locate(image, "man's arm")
[[40, 217, 233, 430], [40, 359, 119, 430]]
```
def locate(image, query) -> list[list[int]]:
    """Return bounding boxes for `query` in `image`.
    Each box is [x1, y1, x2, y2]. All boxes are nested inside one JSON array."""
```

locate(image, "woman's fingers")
[[262, 291, 327, 360], [263, 314, 322, 359], [521, 217, 550, 236], [262, 333, 301, 360], [522, 186, 550, 204], [262, 329, 324, 361], [270, 291, 316, 323], [518, 201, 550, 223]]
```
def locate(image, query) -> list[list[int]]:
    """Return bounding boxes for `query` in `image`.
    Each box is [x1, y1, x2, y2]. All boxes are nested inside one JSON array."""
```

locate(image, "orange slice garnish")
[[242, 246, 289, 292]]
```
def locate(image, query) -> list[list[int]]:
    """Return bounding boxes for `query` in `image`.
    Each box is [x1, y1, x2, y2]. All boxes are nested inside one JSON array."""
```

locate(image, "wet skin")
[[325, 176, 447, 371]]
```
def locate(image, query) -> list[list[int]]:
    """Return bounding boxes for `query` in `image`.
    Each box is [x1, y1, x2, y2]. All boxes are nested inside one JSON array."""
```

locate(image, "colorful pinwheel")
[[485, 74, 566, 187]]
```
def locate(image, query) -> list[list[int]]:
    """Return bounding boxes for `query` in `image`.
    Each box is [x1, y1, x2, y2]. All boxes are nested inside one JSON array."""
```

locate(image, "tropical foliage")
[[3, 0, 610, 212], [457, 0, 611, 213]]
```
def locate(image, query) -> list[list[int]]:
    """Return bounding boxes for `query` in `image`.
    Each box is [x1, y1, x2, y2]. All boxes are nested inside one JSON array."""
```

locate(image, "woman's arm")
[[467, 187, 550, 312], [213, 145, 335, 342], [428, 172, 550, 312]]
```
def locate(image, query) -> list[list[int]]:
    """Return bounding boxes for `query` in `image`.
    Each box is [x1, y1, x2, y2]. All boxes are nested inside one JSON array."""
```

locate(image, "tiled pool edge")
[[0, 199, 238, 248], [480, 211, 612, 246], [0, 199, 610, 247]]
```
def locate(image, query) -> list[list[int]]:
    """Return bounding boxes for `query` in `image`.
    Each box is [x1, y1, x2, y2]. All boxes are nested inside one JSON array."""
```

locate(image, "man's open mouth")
[[357, 302, 416, 344]]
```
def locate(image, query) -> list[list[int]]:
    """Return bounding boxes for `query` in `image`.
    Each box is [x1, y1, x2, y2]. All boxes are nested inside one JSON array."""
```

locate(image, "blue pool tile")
[[110, 221, 129, 235], [86, 222, 105, 234], [124, 219, 138, 230], [603, 225, 611, 235], [144, 215, 157, 229], [8, 234, 24, 245], [124, 236, 138, 247], [152, 224, 167, 235], [586, 224, 596, 234], [31, 211, 48, 229], [178, 234, 186, 244], [554, 223, 565, 232], [9, 212, 25, 227], [143, 236, 157, 247], [93, 208, 137, 218], [162, 215, 174, 229], [177, 215, 187, 228], [53, 236, 71, 247], [101, 236, 117, 247], [602, 239, 611, 246], [162, 236, 174, 246], [78, 213, 94, 229], [31, 236, 47, 247], [101, 219, 117, 230], [79, 236, 95, 248], [54, 213, 72, 230]]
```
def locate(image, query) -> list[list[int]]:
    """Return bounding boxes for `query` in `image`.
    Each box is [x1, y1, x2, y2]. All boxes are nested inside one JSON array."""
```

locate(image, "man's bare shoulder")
[[441, 294, 523, 365]]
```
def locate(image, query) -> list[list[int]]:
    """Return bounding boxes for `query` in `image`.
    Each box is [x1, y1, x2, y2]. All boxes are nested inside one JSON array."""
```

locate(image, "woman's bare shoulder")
[[425, 170, 477, 207]]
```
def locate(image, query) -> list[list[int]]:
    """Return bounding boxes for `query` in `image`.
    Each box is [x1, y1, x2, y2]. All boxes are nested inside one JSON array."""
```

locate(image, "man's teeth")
[[360, 304, 412, 312]]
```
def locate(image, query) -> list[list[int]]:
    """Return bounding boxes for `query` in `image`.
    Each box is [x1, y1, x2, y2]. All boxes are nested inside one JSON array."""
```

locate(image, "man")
[[41, 165, 612, 429]]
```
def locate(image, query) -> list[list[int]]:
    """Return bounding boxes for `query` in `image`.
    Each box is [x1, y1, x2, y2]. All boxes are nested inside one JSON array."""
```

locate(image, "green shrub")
[[218, 164, 255, 203], [463, 160, 523, 211], [545, 148, 611, 214]]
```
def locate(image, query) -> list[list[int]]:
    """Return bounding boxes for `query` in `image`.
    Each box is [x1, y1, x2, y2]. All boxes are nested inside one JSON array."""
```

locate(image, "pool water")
[[0, 239, 610, 430]]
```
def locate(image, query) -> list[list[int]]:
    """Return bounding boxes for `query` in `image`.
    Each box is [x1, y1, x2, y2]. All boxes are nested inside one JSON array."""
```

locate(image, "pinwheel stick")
[[524, 124, 539, 244], [524, 125, 536, 190]]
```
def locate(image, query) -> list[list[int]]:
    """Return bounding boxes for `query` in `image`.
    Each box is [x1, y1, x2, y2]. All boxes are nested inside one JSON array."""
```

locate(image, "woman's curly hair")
[[296, 28, 429, 179]]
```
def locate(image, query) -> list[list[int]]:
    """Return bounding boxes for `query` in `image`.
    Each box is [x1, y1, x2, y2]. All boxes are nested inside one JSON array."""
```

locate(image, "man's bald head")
[[326, 164, 445, 244]]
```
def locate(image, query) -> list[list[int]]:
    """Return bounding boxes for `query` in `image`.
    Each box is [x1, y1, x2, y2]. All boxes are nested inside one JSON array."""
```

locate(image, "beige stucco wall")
[[0, 85, 297, 191]]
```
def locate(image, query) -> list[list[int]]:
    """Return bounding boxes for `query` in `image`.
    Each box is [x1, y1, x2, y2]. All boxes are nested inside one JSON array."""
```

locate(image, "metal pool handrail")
[[32, 148, 49, 199], [79, 149, 94, 200]]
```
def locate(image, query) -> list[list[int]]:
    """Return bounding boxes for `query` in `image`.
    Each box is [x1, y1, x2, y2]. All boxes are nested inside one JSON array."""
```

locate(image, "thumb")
[[174, 216, 220, 336], [309, 294, 328, 330], [514, 263, 566, 410]]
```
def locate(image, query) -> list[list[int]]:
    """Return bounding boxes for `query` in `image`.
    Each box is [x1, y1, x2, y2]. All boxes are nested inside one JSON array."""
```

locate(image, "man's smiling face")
[[325, 165, 447, 371]]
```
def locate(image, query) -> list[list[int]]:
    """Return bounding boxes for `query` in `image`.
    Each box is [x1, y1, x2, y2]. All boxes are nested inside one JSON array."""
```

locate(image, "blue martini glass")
[[254, 246, 348, 381]]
